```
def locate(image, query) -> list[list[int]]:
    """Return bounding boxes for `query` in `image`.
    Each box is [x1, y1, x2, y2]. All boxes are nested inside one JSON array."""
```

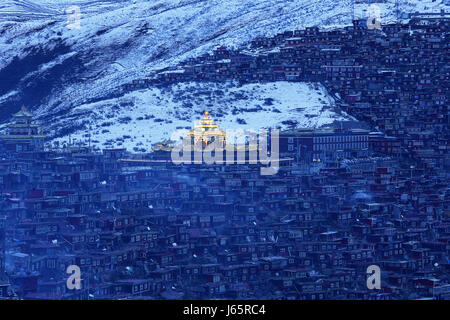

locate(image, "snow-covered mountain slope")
[[0, 0, 125, 19], [0, 0, 448, 147], [51, 81, 354, 150]]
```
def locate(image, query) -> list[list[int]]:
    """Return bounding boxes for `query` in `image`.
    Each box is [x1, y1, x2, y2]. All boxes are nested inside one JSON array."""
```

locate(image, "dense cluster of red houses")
[[0, 107, 449, 300], [0, 12, 448, 300]]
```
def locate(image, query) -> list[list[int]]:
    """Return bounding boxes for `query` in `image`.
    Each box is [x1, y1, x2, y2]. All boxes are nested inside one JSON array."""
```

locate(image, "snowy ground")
[[51, 81, 354, 151]]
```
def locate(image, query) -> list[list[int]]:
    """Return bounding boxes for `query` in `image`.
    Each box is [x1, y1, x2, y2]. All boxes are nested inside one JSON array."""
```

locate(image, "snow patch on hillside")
[[51, 81, 354, 151]]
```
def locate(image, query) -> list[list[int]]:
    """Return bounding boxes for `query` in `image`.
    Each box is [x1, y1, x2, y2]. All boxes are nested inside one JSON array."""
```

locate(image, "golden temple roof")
[[190, 111, 225, 133], [151, 140, 177, 152]]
